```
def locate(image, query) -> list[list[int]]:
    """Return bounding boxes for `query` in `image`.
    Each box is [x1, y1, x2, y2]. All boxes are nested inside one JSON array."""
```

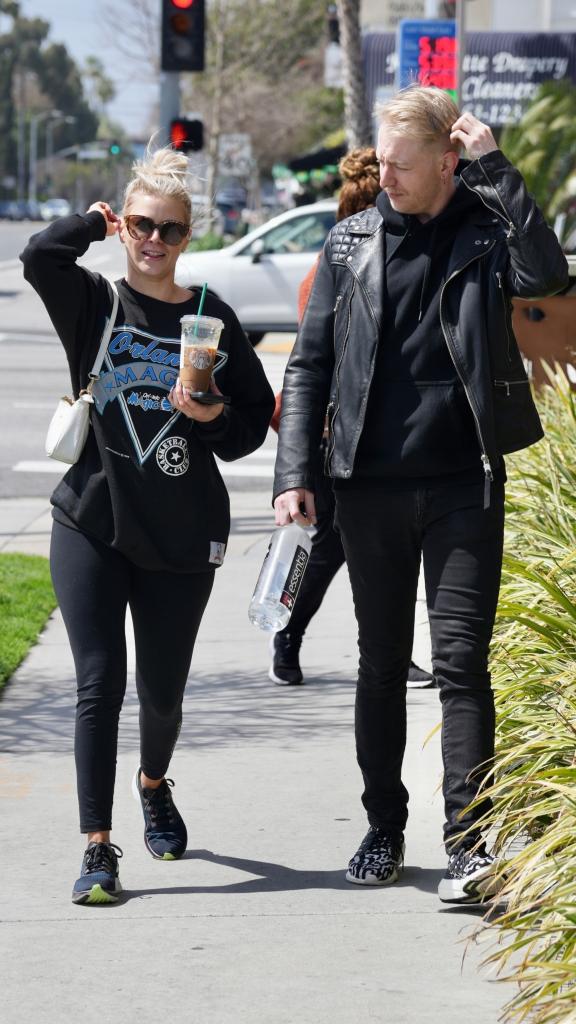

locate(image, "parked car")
[[39, 197, 72, 221], [216, 184, 248, 236], [175, 200, 337, 343]]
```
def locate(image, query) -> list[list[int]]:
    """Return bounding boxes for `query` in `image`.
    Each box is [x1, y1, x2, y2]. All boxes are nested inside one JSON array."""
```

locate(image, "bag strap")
[[88, 280, 119, 383]]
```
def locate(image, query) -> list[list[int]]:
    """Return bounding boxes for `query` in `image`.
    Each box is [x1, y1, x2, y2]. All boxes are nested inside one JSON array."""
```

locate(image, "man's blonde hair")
[[376, 85, 462, 153]]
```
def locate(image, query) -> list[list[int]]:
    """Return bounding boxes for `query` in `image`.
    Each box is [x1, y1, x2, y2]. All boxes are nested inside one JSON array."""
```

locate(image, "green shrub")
[[186, 232, 225, 252], [471, 368, 576, 1024], [0, 554, 57, 690]]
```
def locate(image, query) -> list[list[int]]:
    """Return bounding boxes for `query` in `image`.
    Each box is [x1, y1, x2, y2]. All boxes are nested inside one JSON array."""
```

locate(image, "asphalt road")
[[0, 225, 285, 499], [0, 220, 46, 262]]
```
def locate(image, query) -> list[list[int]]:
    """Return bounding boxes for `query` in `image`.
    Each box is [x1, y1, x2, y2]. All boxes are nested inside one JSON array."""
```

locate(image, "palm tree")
[[500, 80, 576, 247], [336, 0, 372, 148]]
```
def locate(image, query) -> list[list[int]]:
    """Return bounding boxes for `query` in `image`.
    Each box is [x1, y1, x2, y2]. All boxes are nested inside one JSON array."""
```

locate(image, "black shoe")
[[72, 841, 123, 905], [346, 827, 405, 885], [438, 844, 504, 904], [406, 660, 435, 688], [132, 769, 188, 860], [269, 632, 304, 686]]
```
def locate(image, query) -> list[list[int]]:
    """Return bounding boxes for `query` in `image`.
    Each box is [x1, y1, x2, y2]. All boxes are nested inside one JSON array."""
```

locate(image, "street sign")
[[218, 133, 252, 177], [77, 148, 109, 160], [397, 19, 456, 94]]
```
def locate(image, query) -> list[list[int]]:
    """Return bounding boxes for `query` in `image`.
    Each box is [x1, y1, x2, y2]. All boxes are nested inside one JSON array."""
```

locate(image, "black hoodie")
[[351, 179, 487, 482], [21, 213, 274, 572]]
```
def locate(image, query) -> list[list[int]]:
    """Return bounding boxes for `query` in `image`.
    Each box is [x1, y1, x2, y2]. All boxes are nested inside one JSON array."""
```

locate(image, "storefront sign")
[[364, 31, 576, 125]]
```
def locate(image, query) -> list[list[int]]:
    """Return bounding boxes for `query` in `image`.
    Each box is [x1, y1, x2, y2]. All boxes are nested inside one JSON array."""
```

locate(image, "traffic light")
[[109, 141, 121, 156], [161, 0, 205, 72], [170, 117, 204, 153]]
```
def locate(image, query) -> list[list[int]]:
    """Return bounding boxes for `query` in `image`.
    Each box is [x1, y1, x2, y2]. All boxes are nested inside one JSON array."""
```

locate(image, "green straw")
[[194, 283, 208, 335]]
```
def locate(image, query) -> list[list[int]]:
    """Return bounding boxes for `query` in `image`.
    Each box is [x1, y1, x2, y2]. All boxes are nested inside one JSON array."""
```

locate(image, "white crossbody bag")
[[45, 283, 119, 465]]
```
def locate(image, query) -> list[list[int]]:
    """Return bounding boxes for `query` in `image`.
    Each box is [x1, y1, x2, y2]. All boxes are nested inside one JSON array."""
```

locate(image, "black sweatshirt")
[[21, 212, 275, 572], [350, 181, 485, 482]]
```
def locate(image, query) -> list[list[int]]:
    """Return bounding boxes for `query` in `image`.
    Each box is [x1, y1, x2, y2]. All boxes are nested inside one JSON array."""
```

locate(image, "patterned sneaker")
[[133, 769, 188, 860], [269, 632, 304, 686], [72, 841, 123, 905], [438, 845, 503, 904], [346, 827, 405, 885]]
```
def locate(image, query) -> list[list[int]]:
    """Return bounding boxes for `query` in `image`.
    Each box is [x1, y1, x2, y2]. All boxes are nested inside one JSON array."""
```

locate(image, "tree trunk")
[[336, 0, 372, 148]]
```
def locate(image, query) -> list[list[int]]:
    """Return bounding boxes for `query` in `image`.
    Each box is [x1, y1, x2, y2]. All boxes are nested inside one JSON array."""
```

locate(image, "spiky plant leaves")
[[466, 367, 576, 1024]]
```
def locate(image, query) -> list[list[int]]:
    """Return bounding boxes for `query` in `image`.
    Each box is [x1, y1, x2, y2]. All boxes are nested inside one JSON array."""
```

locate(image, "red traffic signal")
[[161, 0, 205, 72], [170, 118, 204, 153]]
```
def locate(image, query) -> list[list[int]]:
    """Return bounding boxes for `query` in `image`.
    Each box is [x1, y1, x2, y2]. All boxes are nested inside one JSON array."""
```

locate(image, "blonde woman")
[[22, 147, 274, 904]]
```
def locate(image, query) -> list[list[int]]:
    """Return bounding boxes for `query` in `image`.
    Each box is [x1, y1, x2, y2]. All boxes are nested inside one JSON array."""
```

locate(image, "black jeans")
[[334, 478, 504, 849], [50, 521, 214, 833]]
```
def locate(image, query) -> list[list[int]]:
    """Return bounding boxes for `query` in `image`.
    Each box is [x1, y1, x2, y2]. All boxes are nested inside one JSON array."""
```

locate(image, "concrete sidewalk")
[[0, 493, 506, 1024]]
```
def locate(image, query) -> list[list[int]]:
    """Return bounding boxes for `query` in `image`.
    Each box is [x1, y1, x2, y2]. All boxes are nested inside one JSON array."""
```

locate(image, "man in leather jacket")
[[273, 86, 568, 904]]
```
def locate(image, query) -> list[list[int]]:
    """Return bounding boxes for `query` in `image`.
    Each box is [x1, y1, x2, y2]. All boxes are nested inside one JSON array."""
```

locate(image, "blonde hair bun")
[[123, 143, 192, 222]]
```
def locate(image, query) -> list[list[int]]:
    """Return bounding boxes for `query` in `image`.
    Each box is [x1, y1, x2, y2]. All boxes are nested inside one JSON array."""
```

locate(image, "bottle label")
[[280, 545, 309, 611]]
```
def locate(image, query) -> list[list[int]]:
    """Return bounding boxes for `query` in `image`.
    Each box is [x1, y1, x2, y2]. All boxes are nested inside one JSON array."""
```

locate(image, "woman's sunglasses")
[[124, 215, 190, 246]]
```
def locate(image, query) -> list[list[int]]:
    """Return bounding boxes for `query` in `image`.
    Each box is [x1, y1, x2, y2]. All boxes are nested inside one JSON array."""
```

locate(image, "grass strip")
[[0, 553, 57, 691]]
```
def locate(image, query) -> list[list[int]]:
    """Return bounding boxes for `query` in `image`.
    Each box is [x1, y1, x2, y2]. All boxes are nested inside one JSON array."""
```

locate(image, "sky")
[[20, 0, 158, 138]]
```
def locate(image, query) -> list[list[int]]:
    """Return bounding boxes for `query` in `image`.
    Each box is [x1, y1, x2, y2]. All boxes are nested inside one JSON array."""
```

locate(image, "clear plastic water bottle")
[[248, 522, 313, 632]]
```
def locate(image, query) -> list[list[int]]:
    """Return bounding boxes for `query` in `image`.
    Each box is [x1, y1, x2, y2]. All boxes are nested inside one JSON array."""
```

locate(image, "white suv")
[[175, 200, 337, 343]]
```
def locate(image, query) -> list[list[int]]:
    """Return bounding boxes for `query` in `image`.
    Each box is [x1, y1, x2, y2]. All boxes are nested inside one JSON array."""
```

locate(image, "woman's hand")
[[169, 378, 224, 422], [87, 201, 120, 237]]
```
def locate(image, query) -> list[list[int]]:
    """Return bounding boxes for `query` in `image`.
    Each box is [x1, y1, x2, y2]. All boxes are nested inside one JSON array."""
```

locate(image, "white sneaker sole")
[[438, 862, 504, 904], [345, 865, 402, 885]]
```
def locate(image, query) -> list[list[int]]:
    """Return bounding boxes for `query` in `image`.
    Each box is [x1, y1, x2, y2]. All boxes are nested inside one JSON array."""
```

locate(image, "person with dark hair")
[[270, 148, 433, 689], [21, 145, 274, 905], [273, 87, 568, 902]]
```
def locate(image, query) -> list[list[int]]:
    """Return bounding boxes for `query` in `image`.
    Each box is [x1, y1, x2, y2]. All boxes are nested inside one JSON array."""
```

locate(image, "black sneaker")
[[72, 841, 123, 905], [438, 845, 503, 904], [132, 769, 188, 860], [346, 827, 405, 885], [269, 632, 304, 686], [406, 660, 435, 689]]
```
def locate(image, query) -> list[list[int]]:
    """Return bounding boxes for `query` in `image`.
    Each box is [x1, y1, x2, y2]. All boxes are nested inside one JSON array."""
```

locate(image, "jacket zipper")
[[327, 285, 354, 472], [439, 243, 496, 509], [461, 164, 516, 236], [494, 379, 528, 396], [496, 271, 513, 361]]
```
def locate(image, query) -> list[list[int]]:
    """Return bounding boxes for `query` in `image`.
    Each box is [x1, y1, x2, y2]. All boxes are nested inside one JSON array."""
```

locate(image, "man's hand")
[[274, 488, 316, 527], [87, 201, 120, 237], [450, 113, 498, 160]]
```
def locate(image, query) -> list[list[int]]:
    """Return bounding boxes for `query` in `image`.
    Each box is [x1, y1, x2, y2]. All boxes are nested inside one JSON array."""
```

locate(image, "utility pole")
[[160, 73, 180, 146]]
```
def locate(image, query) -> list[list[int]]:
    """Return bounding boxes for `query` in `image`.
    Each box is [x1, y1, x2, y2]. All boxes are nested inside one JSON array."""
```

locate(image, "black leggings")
[[50, 521, 214, 833]]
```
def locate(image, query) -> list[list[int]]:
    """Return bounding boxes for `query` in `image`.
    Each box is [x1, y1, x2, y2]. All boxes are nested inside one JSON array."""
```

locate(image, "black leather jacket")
[[273, 150, 569, 502]]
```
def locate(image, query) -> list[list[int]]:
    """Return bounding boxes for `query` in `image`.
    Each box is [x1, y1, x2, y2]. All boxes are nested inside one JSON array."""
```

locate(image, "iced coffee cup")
[[179, 314, 225, 393]]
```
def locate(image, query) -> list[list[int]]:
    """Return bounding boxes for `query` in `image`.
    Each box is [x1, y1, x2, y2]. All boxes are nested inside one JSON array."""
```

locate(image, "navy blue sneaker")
[[132, 769, 188, 860], [72, 841, 123, 905], [269, 632, 304, 686]]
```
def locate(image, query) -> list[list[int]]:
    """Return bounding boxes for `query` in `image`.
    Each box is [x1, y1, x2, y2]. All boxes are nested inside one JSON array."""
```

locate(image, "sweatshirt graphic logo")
[[156, 436, 190, 476], [90, 325, 227, 465]]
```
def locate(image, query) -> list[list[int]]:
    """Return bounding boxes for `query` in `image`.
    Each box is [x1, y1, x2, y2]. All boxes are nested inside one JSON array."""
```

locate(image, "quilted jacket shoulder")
[[327, 208, 382, 264]]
